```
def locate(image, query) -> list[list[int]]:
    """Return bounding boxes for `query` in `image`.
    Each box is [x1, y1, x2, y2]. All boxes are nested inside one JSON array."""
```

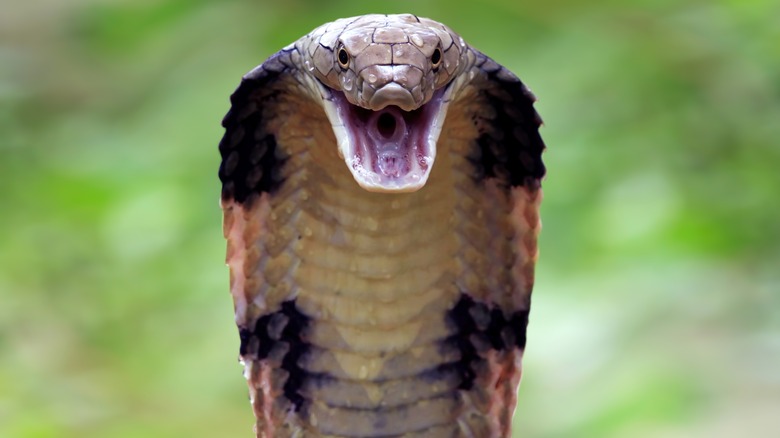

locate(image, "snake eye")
[[431, 47, 442, 69], [337, 46, 350, 68]]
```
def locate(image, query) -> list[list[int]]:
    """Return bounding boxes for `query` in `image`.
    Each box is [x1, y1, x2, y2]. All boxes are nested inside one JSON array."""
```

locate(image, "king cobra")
[[218, 14, 546, 437]]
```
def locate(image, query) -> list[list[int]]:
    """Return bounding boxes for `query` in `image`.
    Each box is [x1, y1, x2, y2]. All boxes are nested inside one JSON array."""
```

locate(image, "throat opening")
[[377, 112, 398, 139]]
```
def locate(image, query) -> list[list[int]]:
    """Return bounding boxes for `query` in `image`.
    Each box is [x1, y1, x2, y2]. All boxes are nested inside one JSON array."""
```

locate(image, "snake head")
[[300, 14, 469, 193]]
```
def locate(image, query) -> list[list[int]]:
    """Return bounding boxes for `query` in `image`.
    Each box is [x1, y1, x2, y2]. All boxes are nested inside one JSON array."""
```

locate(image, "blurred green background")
[[1, 0, 778, 437]]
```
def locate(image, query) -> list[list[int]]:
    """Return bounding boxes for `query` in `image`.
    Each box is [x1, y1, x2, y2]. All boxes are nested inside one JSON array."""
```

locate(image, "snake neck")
[[231, 92, 524, 437]]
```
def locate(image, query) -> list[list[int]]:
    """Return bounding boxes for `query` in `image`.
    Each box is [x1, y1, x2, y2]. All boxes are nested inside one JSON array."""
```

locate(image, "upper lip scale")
[[367, 83, 418, 112]]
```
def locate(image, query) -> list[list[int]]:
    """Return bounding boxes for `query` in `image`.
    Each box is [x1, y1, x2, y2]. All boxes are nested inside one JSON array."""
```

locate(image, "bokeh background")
[[1, 0, 778, 436]]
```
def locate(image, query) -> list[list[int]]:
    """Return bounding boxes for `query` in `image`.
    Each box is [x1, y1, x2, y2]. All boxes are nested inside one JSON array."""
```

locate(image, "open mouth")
[[326, 87, 451, 193]]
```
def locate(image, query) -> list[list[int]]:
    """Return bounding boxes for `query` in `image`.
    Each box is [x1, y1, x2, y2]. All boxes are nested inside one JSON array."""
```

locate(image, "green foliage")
[[1, 0, 778, 436]]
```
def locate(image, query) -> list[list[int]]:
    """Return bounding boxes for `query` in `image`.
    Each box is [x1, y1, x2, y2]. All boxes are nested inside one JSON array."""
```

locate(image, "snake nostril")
[[377, 112, 397, 139]]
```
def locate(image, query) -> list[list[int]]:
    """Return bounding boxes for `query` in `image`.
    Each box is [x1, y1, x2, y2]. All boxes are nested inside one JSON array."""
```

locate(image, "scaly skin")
[[219, 14, 546, 437]]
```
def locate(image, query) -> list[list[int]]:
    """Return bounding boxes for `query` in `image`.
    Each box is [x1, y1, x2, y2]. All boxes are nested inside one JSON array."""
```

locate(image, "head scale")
[[306, 14, 466, 111]]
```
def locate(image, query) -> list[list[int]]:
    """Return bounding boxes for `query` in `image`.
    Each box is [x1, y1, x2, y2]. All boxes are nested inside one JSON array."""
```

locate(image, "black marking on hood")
[[446, 293, 530, 390], [240, 300, 311, 411], [219, 55, 292, 205], [468, 63, 546, 189]]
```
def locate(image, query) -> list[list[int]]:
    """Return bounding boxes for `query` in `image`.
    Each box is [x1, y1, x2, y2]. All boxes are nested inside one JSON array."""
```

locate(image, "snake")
[[218, 14, 546, 437]]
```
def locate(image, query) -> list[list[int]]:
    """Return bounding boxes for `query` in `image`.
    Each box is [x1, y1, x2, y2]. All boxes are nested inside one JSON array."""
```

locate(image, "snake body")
[[218, 14, 546, 437]]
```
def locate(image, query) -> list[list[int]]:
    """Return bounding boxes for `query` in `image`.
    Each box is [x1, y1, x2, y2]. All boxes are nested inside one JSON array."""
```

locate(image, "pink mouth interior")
[[366, 106, 415, 177], [332, 89, 445, 187]]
